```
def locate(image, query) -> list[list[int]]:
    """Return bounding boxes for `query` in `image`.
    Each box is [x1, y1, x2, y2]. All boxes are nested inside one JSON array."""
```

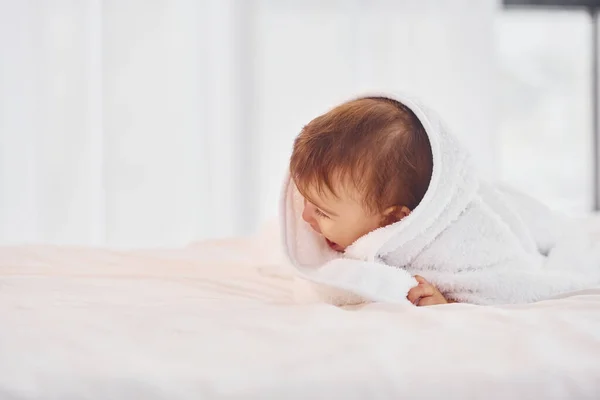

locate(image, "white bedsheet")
[[1, 225, 600, 399]]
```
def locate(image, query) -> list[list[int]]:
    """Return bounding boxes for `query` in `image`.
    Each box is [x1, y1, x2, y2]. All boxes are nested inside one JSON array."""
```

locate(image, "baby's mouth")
[[306, 222, 344, 252], [325, 238, 344, 253]]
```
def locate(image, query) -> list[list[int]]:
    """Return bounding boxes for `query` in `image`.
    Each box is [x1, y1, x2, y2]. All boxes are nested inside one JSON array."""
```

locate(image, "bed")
[[1, 222, 600, 399]]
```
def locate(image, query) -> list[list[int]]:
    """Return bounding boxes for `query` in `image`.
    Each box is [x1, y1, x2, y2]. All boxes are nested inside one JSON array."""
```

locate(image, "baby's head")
[[290, 96, 433, 252]]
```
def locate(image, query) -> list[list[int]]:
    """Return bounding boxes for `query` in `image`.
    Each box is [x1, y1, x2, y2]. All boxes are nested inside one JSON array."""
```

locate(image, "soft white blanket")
[[1, 230, 600, 399], [280, 93, 600, 305]]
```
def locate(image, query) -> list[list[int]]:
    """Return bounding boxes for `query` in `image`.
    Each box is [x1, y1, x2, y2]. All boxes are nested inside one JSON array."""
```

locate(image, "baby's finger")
[[406, 287, 422, 304], [407, 284, 434, 304], [413, 275, 428, 285]]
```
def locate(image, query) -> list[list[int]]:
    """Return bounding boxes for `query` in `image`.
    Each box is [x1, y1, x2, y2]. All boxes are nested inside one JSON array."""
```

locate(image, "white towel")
[[280, 93, 600, 306]]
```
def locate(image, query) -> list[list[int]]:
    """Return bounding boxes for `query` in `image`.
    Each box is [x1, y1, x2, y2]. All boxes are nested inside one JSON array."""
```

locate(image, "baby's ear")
[[382, 205, 411, 225]]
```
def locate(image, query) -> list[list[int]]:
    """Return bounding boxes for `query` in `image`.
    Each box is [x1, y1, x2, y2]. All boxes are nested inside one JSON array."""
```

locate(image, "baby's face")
[[301, 185, 384, 252]]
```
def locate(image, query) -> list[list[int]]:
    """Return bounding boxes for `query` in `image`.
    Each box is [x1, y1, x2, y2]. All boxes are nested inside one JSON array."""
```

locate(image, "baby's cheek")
[[318, 221, 336, 237], [339, 229, 363, 247], [327, 225, 348, 243]]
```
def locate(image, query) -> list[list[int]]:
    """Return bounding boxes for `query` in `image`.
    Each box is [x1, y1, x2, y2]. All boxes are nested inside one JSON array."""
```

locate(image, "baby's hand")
[[407, 275, 449, 306]]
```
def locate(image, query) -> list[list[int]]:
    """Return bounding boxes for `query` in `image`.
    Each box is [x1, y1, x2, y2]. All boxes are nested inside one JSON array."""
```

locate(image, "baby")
[[289, 96, 447, 306], [282, 94, 600, 306]]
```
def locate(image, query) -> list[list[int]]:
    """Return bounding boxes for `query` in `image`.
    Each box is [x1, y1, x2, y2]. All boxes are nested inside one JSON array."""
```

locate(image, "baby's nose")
[[301, 201, 313, 224], [301, 202, 321, 233]]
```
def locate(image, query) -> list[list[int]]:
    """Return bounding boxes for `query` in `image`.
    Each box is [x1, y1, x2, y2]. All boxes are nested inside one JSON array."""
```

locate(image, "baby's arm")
[[307, 257, 418, 305]]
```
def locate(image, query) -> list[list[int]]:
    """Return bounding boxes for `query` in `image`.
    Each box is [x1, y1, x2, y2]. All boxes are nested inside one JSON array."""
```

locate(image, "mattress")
[[1, 223, 600, 399]]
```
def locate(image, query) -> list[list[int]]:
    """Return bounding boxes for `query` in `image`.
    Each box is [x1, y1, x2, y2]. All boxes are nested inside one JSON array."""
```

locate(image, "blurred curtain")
[[497, 9, 593, 213], [0, 0, 499, 247]]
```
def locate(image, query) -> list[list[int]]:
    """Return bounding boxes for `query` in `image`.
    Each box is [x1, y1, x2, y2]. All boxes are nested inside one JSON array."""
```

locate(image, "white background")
[[0, 0, 594, 247]]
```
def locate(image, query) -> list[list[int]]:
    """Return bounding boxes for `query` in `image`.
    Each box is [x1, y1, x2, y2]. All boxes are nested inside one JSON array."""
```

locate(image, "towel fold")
[[280, 93, 600, 306]]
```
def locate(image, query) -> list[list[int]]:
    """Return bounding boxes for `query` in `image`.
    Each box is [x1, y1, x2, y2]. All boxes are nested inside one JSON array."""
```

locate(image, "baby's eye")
[[315, 208, 330, 219]]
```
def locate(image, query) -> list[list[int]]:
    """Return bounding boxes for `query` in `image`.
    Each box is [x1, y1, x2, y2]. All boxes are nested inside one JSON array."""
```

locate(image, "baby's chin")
[[325, 237, 345, 253]]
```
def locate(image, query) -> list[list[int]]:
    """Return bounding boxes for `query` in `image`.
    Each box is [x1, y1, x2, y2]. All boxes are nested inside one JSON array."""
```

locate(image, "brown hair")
[[290, 96, 433, 214]]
